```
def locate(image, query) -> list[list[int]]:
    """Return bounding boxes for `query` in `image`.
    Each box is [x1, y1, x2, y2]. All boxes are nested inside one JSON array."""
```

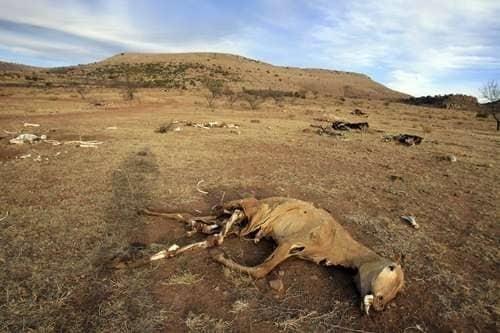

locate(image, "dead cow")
[[142, 197, 404, 314], [332, 121, 369, 131]]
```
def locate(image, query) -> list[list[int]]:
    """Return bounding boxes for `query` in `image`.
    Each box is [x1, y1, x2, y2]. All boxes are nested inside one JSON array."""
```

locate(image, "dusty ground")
[[0, 87, 498, 333]]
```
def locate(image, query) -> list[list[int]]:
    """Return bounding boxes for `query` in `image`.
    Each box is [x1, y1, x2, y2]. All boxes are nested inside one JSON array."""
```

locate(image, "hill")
[[0, 52, 407, 100], [0, 60, 40, 72], [403, 94, 480, 111]]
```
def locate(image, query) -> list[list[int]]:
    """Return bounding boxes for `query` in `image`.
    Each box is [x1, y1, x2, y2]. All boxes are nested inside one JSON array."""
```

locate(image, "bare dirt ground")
[[0, 87, 498, 332]]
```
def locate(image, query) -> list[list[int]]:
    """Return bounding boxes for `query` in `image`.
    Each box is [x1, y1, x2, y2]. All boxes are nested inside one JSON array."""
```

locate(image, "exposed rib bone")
[[196, 180, 209, 194]]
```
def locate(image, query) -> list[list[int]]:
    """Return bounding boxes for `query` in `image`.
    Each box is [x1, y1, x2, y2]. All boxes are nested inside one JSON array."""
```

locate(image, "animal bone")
[[363, 294, 374, 315], [9, 134, 45, 144], [146, 209, 245, 260], [142, 197, 404, 314], [196, 180, 209, 194], [0, 211, 9, 222], [401, 215, 419, 229]]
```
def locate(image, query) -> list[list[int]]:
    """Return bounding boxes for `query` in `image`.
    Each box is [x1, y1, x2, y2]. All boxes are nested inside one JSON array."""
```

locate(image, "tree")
[[122, 68, 137, 101], [203, 78, 224, 108], [241, 92, 264, 110], [479, 80, 500, 130], [222, 86, 239, 107]]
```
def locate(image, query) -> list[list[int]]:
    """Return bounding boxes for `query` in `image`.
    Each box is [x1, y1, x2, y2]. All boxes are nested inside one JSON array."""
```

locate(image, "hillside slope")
[[96, 52, 406, 99], [0, 52, 407, 99], [0, 60, 40, 72]]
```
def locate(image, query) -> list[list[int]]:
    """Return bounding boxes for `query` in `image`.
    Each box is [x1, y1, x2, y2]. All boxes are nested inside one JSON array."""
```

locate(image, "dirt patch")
[[0, 145, 23, 161], [0, 87, 498, 332]]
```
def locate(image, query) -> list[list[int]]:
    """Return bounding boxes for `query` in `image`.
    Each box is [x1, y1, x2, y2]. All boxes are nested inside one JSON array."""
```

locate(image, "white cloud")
[[308, 0, 500, 96], [0, 0, 253, 61]]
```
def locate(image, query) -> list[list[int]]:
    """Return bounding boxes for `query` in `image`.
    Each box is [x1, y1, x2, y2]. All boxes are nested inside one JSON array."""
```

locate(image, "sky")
[[0, 0, 499, 98]]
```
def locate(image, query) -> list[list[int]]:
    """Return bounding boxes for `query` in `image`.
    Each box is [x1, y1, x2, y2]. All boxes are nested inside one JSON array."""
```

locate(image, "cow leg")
[[212, 242, 303, 279]]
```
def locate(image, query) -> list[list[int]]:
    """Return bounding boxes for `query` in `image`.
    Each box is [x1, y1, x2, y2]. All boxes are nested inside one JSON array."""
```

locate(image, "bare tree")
[[122, 68, 137, 101], [203, 78, 223, 108], [241, 92, 264, 110], [223, 86, 239, 107], [480, 80, 500, 130]]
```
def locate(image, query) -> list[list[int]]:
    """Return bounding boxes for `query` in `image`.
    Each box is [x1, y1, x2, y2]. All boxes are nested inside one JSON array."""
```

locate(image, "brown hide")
[[222, 197, 404, 311]]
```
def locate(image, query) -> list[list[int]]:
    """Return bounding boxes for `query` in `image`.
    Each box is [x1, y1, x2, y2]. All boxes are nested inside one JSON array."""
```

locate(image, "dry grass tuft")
[[230, 299, 250, 313], [185, 312, 230, 333], [222, 267, 253, 288], [164, 271, 203, 285]]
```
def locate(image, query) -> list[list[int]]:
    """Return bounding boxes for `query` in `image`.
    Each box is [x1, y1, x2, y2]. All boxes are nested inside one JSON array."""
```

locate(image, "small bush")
[[241, 93, 264, 110]]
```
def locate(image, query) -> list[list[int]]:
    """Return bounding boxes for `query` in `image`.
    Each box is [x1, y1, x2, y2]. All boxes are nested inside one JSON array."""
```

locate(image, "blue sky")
[[0, 0, 499, 97]]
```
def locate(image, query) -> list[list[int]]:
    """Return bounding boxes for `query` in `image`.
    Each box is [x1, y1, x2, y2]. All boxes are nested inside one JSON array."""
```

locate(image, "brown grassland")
[[0, 54, 498, 332]]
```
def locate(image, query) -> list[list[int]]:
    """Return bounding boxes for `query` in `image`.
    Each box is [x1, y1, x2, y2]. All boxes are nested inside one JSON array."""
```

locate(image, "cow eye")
[[388, 265, 395, 271], [378, 295, 384, 301]]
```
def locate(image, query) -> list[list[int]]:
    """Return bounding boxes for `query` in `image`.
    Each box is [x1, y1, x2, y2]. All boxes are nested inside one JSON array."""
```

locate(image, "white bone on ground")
[[401, 215, 419, 229], [150, 250, 167, 261], [168, 244, 180, 252]]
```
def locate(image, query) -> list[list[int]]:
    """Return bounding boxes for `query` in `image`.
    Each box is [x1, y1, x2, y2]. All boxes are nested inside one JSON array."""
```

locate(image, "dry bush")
[[165, 271, 203, 285], [122, 69, 137, 101], [241, 92, 264, 110], [222, 86, 239, 107], [185, 312, 230, 333], [203, 78, 224, 108]]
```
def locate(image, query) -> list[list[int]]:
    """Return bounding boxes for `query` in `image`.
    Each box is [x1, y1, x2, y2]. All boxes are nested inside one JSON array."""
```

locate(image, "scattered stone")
[[351, 108, 367, 116], [446, 154, 457, 162], [269, 278, 284, 293]]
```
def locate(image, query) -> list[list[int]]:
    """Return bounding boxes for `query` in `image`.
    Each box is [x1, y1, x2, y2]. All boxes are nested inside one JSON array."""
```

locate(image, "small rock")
[[278, 270, 285, 277], [446, 154, 457, 162], [269, 278, 284, 292]]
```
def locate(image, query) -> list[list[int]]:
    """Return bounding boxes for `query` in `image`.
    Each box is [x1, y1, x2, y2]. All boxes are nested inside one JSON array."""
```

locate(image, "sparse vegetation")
[[203, 78, 224, 108], [0, 53, 497, 332], [479, 80, 500, 130], [122, 67, 137, 101], [241, 91, 264, 110], [222, 86, 239, 107], [185, 312, 230, 333], [165, 271, 203, 285]]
